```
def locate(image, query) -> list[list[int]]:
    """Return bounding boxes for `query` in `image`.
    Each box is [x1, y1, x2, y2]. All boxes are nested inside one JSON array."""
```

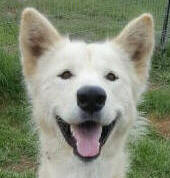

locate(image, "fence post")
[[160, 0, 170, 52]]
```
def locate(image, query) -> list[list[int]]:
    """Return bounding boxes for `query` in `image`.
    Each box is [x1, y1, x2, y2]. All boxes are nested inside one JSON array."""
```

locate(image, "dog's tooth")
[[70, 125, 75, 136]]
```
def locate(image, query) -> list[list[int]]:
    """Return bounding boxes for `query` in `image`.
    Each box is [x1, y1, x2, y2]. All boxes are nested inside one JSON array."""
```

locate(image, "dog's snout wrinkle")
[[77, 86, 106, 114]]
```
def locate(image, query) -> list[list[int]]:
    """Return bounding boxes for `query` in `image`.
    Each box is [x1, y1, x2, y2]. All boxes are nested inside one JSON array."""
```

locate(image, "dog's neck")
[[38, 134, 126, 178], [40, 152, 125, 178]]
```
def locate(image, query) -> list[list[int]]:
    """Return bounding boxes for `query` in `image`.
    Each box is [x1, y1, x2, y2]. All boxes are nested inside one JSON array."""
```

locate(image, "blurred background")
[[0, 0, 170, 50]]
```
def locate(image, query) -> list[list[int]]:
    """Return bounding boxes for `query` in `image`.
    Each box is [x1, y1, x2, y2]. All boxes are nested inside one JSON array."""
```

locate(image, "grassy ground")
[[0, 0, 170, 177], [0, 0, 167, 47]]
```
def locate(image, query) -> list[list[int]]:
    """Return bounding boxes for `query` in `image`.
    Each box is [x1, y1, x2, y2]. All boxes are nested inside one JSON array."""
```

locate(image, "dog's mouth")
[[57, 116, 118, 161]]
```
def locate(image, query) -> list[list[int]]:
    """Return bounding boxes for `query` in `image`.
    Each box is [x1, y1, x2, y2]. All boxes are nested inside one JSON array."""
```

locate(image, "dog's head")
[[20, 8, 154, 161]]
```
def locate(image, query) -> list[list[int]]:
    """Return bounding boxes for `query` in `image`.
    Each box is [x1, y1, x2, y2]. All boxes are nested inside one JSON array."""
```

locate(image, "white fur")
[[19, 8, 154, 178]]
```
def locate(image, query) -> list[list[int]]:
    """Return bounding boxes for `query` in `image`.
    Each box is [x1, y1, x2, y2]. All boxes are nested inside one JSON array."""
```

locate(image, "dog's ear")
[[19, 8, 62, 76], [114, 14, 154, 83]]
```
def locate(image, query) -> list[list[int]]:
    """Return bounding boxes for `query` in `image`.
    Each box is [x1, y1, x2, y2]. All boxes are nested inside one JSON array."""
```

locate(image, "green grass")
[[0, 0, 167, 45], [0, 50, 24, 102], [128, 130, 170, 178], [0, 103, 37, 177], [140, 87, 170, 119], [0, 0, 170, 177], [0, 171, 35, 178], [139, 50, 170, 119]]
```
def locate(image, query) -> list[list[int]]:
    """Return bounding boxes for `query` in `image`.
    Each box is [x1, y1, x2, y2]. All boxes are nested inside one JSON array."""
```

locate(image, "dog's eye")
[[58, 70, 73, 80], [105, 72, 118, 81]]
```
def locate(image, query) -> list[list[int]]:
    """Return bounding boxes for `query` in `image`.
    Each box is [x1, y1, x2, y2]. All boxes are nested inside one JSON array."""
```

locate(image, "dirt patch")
[[148, 83, 161, 91], [150, 115, 170, 138], [4, 156, 37, 173]]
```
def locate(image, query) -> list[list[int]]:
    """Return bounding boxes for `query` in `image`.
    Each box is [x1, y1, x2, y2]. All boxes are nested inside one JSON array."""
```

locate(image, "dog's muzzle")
[[56, 86, 119, 161], [56, 114, 120, 162]]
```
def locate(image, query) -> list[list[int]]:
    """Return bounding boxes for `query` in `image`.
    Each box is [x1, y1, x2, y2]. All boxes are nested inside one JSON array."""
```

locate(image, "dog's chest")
[[45, 158, 116, 178]]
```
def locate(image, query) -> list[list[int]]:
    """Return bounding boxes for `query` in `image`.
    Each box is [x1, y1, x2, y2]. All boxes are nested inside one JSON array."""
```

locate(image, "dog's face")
[[20, 8, 154, 160]]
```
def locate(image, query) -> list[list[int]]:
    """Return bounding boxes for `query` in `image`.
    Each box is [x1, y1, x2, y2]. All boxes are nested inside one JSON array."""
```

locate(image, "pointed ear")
[[114, 14, 154, 83], [19, 8, 62, 76]]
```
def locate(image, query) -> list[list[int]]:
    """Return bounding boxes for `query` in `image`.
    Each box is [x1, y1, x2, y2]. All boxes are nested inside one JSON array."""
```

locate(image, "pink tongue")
[[72, 124, 102, 157]]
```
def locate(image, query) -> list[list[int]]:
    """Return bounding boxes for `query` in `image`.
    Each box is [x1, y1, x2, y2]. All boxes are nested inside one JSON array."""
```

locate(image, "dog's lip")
[[56, 114, 119, 161]]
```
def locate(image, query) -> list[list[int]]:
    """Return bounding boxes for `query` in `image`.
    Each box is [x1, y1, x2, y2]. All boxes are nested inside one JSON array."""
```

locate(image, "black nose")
[[77, 86, 107, 113]]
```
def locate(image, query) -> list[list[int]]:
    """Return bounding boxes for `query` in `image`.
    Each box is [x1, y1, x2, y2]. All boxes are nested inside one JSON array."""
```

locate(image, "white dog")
[[19, 8, 154, 178]]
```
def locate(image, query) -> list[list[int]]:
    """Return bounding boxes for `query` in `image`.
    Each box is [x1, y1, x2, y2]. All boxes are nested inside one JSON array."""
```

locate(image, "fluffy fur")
[[19, 8, 154, 178]]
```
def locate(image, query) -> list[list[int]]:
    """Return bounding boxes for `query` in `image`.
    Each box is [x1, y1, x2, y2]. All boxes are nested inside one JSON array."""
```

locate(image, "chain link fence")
[[0, 0, 169, 54]]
